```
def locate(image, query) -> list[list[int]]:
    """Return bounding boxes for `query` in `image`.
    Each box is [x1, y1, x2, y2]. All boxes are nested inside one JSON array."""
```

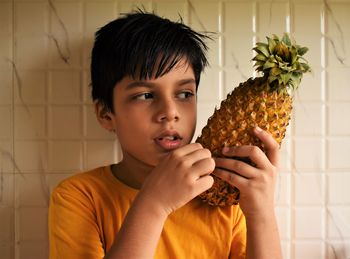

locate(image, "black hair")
[[90, 10, 211, 112]]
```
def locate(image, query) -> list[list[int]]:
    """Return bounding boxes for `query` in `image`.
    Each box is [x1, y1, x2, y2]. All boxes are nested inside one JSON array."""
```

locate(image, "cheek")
[[185, 103, 197, 119], [114, 108, 150, 135]]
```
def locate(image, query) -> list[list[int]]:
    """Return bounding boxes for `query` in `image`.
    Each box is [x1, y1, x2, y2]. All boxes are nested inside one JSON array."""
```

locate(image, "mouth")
[[158, 135, 180, 141], [155, 131, 183, 151]]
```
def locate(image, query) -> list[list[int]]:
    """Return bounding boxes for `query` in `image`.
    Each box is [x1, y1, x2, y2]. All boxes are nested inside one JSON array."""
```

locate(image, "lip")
[[154, 130, 183, 151]]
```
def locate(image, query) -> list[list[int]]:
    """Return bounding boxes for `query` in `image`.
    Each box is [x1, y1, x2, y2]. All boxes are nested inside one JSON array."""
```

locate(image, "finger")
[[221, 145, 271, 170], [185, 147, 212, 162], [213, 167, 247, 190], [253, 126, 280, 167], [192, 157, 215, 178], [195, 174, 214, 193], [171, 143, 204, 157], [177, 148, 212, 172], [214, 157, 257, 178]]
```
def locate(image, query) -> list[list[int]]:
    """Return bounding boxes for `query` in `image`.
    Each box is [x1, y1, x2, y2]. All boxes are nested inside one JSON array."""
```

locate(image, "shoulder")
[[52, 166, 111, 198]]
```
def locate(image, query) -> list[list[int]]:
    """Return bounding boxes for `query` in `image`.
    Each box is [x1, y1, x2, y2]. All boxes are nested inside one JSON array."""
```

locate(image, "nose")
[[156, 98, 179, 122]]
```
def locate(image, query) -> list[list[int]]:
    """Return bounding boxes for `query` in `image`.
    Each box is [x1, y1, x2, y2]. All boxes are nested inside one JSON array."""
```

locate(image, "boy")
[[49, 11, 282, 259]]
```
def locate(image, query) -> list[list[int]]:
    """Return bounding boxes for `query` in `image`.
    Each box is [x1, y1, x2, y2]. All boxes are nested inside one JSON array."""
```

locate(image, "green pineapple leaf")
[[254, 43, 270, 57], [252, 33, 311, 91], [282, 33, 291, 46], [297, 47, 309, 56]]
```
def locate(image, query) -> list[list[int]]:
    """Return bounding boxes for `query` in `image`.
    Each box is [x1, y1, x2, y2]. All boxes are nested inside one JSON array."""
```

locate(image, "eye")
[[134, 92, 154, 100], [177, 91, 194, 99]]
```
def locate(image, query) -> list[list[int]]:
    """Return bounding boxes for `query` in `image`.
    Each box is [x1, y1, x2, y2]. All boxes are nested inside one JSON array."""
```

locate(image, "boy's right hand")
[[139, 143, 215, 217]]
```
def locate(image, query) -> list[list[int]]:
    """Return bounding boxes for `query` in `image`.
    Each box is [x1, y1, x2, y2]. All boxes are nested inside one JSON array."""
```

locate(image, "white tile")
[[223, 67, 254, 96], [0, 243, 14, 259], [327, 207, 350, 239], [50, 106, 81, 139], [188, 2, 219, 32], [46, 173, 73, 194], [155, 2, 186, 23], [293, 241, 324, 259], [0, 70, 12, 105], [16, 174, 49, 207], [279, 138, 292, 171], [223, 2, 253, 35], [326, 241, 350, 259], [326, 35, 350, 68], [294, 138, 324, 170], [0, 106, 12, 138], [275, 173, 291, 206], [326, 3, 350, 37], [85, 140, 116, 170], [84, 2, 116, 36], [194, 101, 219, 141], [275, 206, 290, 239], [49, 140, 82, 172], [328, 138, 350, 169], [328, 103, 350, 135], [0, 2, 12, 35], [18, 241, 48, 259], [205, 36, 220, 69], [14, 140, 47, 172], [281, 240, 291, 259], [18, 208, 47, 241], [48, 34, 82, 69], [294, 207, 324, 238], [0, 207, 14, 242], [14, 70, 47, 105], [292, 34, 322, 71], [294, 173, 324, 205], [294, 102, 324, 136], [293, 3, 322, 35], [15, 36, 48, 69], [328, 173, 350, 204], [223, 34, 254, 68], [0, 36, 12, 70], [84, 105, 114, 139], [0, 173, 14, 206], [2, 2, 350, 256], [49, 70, 81, 104], [257, 2, 288, 35], [118, 2, 153, 15], [328, 68, 350, 101], [0, 141, 15, 172], [14, 106, 46, 139], [82, 70, 92, 103], [82, 37, 93, 69], [51, 2, 82, 34], [197, 68, 221, 102], [294, 68, 323, 102], [15, 2, 47, 35]]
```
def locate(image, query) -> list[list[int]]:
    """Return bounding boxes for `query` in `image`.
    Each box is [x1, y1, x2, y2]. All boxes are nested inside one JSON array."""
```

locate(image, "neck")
[[112, 152, 154, 189]]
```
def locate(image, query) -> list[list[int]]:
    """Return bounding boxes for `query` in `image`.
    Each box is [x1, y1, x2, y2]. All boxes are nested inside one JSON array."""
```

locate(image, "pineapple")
[[196, 33, 311, 206]]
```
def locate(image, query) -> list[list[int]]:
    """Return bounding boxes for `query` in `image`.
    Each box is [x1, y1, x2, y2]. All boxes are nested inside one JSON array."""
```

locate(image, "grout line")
[[218, 1, 223, 100], [11, 1, 19, 259], [321, 2, 328, 258], [287, 2, 294, 258]]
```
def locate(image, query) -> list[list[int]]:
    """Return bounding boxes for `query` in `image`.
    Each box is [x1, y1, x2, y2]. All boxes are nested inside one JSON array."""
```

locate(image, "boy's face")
[[106, 60, 197, 166]]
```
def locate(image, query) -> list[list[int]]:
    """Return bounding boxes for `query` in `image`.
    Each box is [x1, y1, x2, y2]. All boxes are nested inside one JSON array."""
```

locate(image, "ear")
[[95, 102, 115, 132]]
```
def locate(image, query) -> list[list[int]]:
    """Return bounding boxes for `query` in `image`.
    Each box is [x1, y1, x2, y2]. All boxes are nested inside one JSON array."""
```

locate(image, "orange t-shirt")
[[49, 166, 246, 258]]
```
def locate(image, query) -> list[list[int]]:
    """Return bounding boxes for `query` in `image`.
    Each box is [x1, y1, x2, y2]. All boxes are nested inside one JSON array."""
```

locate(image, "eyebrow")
[[125, 78, 196, 90]]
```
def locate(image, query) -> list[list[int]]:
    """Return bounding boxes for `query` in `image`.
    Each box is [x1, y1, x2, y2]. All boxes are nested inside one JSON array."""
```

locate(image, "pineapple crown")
[[252, 33, 311, 92]]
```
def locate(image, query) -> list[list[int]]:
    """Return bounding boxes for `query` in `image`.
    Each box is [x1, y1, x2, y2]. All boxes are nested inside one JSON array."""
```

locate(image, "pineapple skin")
[[196, 76, 293, 206]]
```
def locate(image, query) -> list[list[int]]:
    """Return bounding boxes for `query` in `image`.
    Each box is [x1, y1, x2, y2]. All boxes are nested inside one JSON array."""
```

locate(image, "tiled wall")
[[0, 0, 349, 258]]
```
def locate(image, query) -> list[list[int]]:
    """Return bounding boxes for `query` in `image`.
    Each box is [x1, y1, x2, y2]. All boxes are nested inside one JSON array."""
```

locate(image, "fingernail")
[[255, 126, 263, 132]]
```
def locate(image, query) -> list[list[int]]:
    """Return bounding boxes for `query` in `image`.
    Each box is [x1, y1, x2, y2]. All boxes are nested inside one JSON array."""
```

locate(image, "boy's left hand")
[[213, 126, 279, 221]]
